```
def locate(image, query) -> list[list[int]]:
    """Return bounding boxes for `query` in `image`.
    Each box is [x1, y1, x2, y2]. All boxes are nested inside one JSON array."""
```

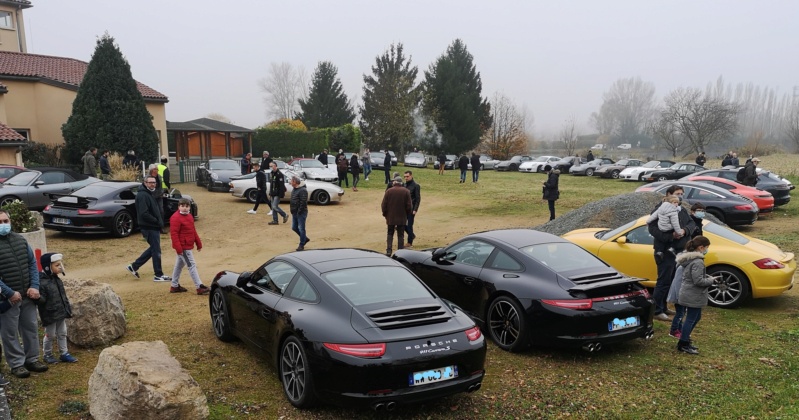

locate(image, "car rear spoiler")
[[568, 277, 646, 292], [45, 194, 97, 206]]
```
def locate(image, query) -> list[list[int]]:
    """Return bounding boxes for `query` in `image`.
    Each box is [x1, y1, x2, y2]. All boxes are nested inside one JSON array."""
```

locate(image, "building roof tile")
[[0, 51, 167, 101], [0, 0, 32, 8], [0, 121, 26, 141], [167, 118, 253, 133]]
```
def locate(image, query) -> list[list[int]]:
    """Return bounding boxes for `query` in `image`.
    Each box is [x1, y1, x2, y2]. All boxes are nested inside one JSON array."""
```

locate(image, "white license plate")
[[609, 316, 640, 331], [53, 217, 71, 225], [408, 365, 458, 387]]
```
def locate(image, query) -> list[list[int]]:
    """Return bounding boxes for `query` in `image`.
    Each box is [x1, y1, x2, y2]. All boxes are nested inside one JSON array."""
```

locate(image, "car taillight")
[[541, 299, 592, 310], [78, 209, 105, 215], [465, 326, 482, 341], [44, 205, 51, 211], [324, 342, 386, 358], [734, 204, 753, 211], [753, 258, 785, 269]]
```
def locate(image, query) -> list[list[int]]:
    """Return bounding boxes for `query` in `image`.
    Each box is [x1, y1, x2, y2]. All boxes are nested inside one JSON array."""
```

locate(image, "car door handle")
[[463, 277, 477, 285], [503, 274, 520, 278]]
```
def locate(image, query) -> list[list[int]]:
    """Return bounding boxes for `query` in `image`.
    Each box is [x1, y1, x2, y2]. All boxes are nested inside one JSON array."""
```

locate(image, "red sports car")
[[686, 176, 774, 214]]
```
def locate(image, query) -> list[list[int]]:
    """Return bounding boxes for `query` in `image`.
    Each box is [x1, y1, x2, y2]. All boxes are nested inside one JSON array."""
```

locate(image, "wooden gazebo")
[[167, 118, 254, 161]]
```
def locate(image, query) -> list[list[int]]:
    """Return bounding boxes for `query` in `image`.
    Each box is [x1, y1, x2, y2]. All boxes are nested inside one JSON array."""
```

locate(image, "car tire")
[[210, 288, 236, 342], [706, 265, 751, 308], [0, 196, 20, 208], [314, 190, 331, 206], [245, 189, 259, 204], [509, 164, 518, 171], [195, 173, 202, 186], [707, 208, 725, 223], [486, 296, 529, 352], [657, 176, 667, 181], [280, 336, 318, 408], [638, 173, 645, 181], [111, 211, 134, 238], [611, 170, 620, 179], [207, 181, 214, 192], [586, 168, 595, 176]]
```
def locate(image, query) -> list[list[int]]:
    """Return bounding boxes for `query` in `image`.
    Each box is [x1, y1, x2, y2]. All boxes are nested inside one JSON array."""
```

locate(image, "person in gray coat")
[[675, 236, 714, 355]]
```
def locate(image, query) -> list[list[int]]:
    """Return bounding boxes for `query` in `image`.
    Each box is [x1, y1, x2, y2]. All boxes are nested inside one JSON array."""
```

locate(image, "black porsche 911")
[[42, 181, 198, 238], [393, 229, 655, 353], [209, 249, 486, 410]]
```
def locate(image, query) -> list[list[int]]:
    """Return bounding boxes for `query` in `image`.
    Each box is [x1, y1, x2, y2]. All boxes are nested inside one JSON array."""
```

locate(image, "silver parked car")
[[288, 158, 339, 183], [229, 169, 344, 206], [0, 168, 100, 210], [403, 152, 427, 168], [468, 155, 499, 170]]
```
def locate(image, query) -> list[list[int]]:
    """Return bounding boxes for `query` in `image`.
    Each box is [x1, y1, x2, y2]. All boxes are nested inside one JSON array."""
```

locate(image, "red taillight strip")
[[465, 326, 482, 341], [323, 342, 386, 358]]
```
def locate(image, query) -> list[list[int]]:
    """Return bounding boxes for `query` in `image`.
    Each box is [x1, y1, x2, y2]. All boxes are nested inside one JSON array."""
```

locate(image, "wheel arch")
[[706, 263, 752, 308]]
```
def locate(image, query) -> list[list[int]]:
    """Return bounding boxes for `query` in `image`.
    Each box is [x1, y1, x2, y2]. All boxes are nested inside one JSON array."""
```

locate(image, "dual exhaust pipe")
[[582, 342, 603, 353], [467, 382, 482, 392], [372, 401, 397, 412]]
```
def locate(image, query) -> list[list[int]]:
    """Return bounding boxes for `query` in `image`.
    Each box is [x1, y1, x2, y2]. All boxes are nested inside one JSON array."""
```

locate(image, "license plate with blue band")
[[409, 365, 457, 386], [609, 316, 640, 331]]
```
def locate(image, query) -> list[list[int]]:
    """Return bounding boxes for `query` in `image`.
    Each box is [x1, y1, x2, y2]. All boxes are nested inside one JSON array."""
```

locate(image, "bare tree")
[[560, 116, 578, 156], [258, 62, 306, 120], [661, 87, 740, 153], [480, 92, 529, 159], [205, 113, 231, 124], [649, 111, 689, 158], [786, 103, 799, 152], [591, 77, 656, 144]]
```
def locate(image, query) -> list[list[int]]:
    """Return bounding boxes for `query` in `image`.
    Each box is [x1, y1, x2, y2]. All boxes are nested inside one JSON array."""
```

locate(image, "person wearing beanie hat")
[[381, 176, 412, 256], [37, 253, 77, 364]]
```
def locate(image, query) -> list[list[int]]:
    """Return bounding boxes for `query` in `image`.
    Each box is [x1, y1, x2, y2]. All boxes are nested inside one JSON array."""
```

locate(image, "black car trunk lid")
[[351, 298, 471, 343], [557, 268, 645, 298]]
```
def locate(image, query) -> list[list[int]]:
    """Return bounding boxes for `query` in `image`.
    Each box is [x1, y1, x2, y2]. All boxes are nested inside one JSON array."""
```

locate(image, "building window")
[[11, 128, 28, 140], [0, 11, 13, 29]]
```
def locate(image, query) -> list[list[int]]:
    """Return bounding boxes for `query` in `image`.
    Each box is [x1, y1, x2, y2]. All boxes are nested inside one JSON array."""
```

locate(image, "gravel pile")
[[535, 191, 667, 236]]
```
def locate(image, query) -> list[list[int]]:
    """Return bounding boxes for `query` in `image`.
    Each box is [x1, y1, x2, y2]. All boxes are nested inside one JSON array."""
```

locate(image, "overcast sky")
[[23, 0, 799, 138]]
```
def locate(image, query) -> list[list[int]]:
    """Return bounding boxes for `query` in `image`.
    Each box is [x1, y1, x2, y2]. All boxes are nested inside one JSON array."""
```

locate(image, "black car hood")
[[350, 298, 473, 342]]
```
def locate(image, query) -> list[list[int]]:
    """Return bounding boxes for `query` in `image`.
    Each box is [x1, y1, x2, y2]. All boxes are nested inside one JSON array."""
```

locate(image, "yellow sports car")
[[562, 216, 795, 308]]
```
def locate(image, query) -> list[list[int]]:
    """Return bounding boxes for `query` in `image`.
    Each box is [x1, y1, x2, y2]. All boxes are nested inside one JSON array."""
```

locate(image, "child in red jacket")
[[169, 198, 209, 295]]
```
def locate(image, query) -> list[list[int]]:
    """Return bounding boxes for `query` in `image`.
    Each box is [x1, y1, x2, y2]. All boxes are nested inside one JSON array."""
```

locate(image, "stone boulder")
[[89, 341, 209, 420], [63, 278, 126, 347]]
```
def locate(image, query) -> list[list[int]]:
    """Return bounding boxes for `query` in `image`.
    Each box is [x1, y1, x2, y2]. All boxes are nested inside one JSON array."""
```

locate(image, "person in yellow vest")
[[157, 156, 171, 194]]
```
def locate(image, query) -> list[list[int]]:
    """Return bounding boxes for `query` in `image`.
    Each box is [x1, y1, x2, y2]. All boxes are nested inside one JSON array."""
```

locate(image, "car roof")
[[468, 229, 566, 248], [647, 180, 736, 196], [26, 167, 89, 180], [285, 248, 400, 273]]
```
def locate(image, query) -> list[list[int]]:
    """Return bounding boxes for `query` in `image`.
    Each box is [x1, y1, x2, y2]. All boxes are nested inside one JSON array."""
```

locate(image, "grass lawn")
[[13, 156, 799, 419]]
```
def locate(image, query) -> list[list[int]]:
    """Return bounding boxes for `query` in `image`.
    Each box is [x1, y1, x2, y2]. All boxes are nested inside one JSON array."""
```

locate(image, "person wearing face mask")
[[37, 253, 77, 364], [674, 236, 714, 354], [168, 198, 209, 295], [126, 176, 171, 283], [649, 185, 696, 321], [0, 210, 48, 381], [689, 202, 706, 237], [666, 202, 707, 341]]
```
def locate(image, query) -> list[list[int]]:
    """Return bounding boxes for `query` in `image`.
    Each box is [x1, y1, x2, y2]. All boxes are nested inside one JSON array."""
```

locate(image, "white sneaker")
[[267, 211, 273, 216], [153, 275, 172, 282], [246, 210, 256, 214], [365, 177, 369, 181]]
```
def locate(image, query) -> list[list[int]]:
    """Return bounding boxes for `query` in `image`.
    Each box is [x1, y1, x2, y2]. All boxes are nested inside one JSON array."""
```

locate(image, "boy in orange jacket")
[[169, 198, 209, 295]]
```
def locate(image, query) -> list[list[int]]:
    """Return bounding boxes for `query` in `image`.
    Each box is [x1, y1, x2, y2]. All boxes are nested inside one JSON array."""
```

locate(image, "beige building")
[[0, 0, 169, 166]]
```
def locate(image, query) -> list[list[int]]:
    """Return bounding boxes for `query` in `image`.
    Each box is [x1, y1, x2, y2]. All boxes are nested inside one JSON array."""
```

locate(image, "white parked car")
[[519, 156, 560, 173], [467, 155, 500, 170], [229, 169, 344, 206], [590, 144, 605, 150], [618, 160, 675, 181], [403, 152, 427, 168], [288, 158, 339, 183], [617, 143, 632, 150]]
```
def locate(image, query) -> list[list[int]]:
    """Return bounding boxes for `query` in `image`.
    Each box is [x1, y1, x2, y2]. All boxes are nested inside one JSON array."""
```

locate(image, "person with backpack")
[[336, 155, 349, 188], [741, 158, 759, 187]]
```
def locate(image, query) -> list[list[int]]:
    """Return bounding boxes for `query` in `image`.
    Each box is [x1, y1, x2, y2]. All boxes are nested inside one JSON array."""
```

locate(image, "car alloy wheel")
[[611, 170, 620, 179], [210, 289, 235, 342], [586, 168, 594, 176], [706, 266, 750, 308], [280, 336, 317, 408], [0, 196, 20, 208], [314, 190, 330, 206], [112, 211, 134, 238], [487, 296, 528, 352], [245, 189, 259, 204], [657, 176, 667, 181]]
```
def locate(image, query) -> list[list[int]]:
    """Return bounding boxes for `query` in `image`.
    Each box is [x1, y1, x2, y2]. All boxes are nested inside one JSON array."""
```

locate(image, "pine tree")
[[296, 61, 355, 129], [62, 33, 160, 164], [422, 39, 491, 154], [358, 43, 421, 154]]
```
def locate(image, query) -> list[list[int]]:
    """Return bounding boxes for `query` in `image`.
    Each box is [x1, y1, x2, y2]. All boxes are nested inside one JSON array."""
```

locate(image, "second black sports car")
[[42, 181, 198, 238], [393, 229, 655, 353], [209, 249, 486, 410], [642, 162, 705, 182]]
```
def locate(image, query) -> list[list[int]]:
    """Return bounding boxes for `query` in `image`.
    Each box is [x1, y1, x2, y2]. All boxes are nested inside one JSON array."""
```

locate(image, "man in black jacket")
[[403, 171, 421, 248], [470, 152, 481, 183], [267, 162, 289, 225], [126, 176, 170, 282], [99, 150, 112, 180], [458, 155, 469, 183], [383, 152, 392, 185], [289, 176, 309, 251], [317, 149, 329, 167], [247, 163, 267, 214]]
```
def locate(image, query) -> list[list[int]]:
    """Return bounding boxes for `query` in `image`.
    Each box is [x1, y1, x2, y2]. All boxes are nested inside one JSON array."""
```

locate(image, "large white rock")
[[89, 340, 209, 420], [63, 278, 126, 347]]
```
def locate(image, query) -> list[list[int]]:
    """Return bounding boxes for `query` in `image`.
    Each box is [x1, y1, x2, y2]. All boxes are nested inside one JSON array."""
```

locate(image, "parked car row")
[[228, 169, 344, 206]]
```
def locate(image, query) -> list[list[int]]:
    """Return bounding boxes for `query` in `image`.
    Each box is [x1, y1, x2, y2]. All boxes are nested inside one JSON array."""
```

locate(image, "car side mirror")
[[432, 248, 447, 261], [34, 180, 45, 187], [616, 236, 627, 244], [236, 271, 252, 288]]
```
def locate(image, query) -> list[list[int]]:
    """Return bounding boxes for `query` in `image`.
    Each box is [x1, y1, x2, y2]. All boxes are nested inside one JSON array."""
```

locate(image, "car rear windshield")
[[702, 221, 749, 245], [71, 184, 123, 197], [298, 160, 325, 168], [209, 161, 239, 170], [519, 242, 608, 272], [323, 266, 433, 306], [642, 161, 660, 168]]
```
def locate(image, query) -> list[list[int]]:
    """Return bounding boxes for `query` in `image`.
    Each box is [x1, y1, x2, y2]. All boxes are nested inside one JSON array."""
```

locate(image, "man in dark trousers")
[[403, 171, 421, 248], [289, 175, 309, 251], [383, 151, 392, 184], [127, 176, 171, 282], [247, 162, 267, 214], [267, 161, 289, 225], [99, 150, 111, 180], [458, 154, 469, 183], [470, 152, 481, 183], [650, 185, 695, 321], [382, 176, 412, 256]]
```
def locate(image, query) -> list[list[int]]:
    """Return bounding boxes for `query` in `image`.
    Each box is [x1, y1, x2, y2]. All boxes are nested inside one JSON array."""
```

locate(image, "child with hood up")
[[37, 253, 77, 364], [674, 235, 715, 355]]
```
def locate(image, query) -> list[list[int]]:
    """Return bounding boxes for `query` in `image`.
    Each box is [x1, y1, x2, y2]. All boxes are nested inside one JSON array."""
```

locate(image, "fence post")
[[179, 160, 185, 183]]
